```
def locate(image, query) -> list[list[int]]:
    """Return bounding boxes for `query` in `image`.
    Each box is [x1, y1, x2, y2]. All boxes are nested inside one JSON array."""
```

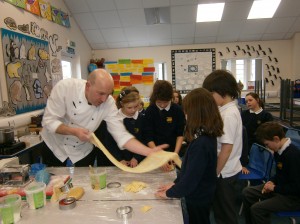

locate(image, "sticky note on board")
[[118, 59, 131, 64]]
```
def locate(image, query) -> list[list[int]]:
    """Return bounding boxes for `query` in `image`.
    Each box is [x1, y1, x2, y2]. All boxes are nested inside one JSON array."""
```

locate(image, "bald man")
[[40, 69, 167, 166]]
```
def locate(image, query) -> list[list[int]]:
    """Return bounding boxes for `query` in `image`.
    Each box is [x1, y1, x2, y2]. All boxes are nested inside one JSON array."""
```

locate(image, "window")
[[223, 58, 261, 90], [61, 60, 72, 79], [154, 62, 167, 80]]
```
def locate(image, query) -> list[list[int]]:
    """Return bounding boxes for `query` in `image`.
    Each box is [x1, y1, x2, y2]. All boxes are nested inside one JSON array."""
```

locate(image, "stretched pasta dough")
[[90, 133, 182, 173]]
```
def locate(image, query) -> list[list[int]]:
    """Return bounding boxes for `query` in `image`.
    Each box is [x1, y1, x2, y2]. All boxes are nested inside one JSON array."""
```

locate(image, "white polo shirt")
[[218, 101, 243, 178], [41, 78, 133, 163]]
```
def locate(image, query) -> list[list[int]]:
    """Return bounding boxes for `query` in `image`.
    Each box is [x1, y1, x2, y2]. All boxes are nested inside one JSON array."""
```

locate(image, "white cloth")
[[41, 78, 133, 163], [218, 101, 243, 178]]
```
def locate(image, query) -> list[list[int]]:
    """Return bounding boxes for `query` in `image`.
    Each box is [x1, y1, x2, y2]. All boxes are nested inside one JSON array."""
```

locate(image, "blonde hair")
[[116, 86, 140, 109]]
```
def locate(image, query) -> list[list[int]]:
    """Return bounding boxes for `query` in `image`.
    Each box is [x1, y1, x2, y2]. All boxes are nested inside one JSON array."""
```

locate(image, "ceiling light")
[[196, 3, 225, 22], [248, 0, 281, 19]]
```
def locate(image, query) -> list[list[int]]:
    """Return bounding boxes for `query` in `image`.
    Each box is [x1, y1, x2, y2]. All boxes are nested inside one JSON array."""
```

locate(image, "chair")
[[238, 143, 274, 215], [239, 143, 274, 183], [275, 211, 300, 224], [285, 127, 300, 149]]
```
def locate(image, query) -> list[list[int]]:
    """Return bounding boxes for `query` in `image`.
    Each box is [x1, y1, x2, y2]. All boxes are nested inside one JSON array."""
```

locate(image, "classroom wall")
[[93, 36, 300, 96], [0, 0, 92, 102], [291, 33, 300, 81], [0, 0, 91, 129]]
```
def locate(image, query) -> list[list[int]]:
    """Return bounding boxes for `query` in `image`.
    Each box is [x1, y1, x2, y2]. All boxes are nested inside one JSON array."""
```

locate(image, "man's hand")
[[56, 124, 91, 141], [73, 128, 91, 141], [151, 144, 169, 153]]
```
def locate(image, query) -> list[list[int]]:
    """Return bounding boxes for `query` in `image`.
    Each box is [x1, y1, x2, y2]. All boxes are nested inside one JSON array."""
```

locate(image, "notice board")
[[171, 48, 216, 94]]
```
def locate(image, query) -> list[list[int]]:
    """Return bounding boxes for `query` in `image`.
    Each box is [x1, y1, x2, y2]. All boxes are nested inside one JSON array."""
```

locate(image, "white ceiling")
[[63, 0, 300, 50]]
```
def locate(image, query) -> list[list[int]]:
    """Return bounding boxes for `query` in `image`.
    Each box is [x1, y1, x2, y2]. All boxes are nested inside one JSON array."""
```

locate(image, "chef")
[[40, 69, 167, 166]]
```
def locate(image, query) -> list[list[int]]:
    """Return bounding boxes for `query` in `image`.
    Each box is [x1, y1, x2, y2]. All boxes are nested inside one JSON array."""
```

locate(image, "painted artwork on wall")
[[51, 6, 63, 26], [4, 0, 25, 9], [39, 0, 52, 21], [51, 6, 70, 28], [24, 0, 41, 16], [105, 59, 155, 102], [1, 28, 51, 114], [5, 0, 71, 28], [171, 48, 216, 94]]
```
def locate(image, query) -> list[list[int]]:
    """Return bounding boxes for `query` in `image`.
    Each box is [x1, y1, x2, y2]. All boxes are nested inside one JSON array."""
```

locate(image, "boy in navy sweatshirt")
[[243, 121, 300, 224]]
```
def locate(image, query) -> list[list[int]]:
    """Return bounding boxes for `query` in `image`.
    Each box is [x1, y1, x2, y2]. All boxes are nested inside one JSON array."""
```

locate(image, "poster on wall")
[[1, 28, 52, 114], [105, 59, 154, 105], [171, 48, 216, 94]]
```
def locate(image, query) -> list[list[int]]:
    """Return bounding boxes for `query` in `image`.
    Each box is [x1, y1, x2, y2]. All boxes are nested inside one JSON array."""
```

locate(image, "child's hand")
[[241, 167, 250, 174], [155, 190, 167, 199], [157, 183, 174, 192], [160, 161, 175, 172], [262, 181, 275, 194], [120, 160, 129, 166], [129, 158, 138, 167]]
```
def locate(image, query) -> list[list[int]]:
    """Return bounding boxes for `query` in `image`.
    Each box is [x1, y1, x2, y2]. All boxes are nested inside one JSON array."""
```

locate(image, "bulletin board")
[[171, 48, 216, 94], [1, 28, 51, 114], [105, 59, 155, 104]]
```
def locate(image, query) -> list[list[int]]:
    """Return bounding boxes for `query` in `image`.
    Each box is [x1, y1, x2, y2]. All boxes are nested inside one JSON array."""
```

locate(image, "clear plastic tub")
[[24, 182, 46, 209], [0, 194, 21, 223]]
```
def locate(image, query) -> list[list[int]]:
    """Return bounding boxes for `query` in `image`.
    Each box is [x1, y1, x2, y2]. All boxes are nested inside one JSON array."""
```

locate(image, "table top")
[[18, 167, 184, 224]]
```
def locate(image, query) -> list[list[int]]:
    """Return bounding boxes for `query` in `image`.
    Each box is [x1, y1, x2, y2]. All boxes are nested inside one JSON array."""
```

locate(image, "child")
[[96, 86, 144, 167], [155, 88, 224, 224], [242, 92, 273, 149], [138, 99, 145, 115], [202, 69, 243, 224], [143, 80, 185, 170], [172, 89, 183, 106], [243, 121, 300, 224], [115, 86, 145, 167]]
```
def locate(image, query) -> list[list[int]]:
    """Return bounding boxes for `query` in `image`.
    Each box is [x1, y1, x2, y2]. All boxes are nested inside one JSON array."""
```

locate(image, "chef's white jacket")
[[41, 78, 133, 163]]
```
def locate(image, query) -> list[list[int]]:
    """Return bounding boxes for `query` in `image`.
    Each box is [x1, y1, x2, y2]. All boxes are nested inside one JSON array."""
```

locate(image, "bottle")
[[66, 158, 75, 177]]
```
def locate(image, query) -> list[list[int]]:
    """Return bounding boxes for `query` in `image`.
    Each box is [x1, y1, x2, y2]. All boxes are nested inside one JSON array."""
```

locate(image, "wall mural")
[[218, 44, 281, 87], [171, 48, 216, 94], [1, 28, 51, 114]]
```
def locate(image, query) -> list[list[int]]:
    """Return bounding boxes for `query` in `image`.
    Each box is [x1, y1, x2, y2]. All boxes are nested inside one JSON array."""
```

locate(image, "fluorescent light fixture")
[[197, 3, 225, 22], [248, 0, 281, 19]]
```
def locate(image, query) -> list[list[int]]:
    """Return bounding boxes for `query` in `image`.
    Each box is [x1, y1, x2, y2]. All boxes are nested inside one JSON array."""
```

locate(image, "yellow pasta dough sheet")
[[90, 133, 182, 173], [124, 181, 147, 193]]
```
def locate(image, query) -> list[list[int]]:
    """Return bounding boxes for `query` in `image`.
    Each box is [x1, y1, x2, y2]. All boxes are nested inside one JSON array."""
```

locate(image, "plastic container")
[[24, 182, 46, 209], [0, 194, 21, 223], [89, 168, 107, 190], [29, 163, 46, 176], [66, 159, 75, 177]]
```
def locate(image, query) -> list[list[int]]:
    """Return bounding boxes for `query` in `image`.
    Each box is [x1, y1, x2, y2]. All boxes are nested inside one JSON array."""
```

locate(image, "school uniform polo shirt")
[[218, 101, 243, 178]]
